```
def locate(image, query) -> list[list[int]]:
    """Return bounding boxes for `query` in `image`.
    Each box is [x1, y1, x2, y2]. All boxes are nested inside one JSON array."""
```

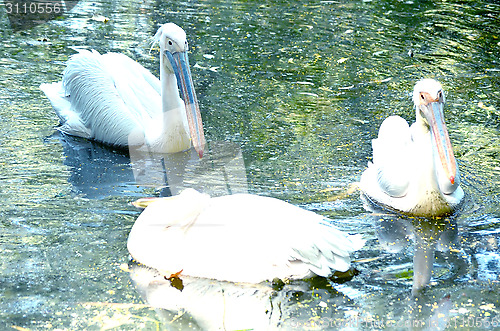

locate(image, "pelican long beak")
[[425, 101, 458, 186], [166, 51, 206, 158], [132, 196, 175, 209], [132, 197, 161, 209]]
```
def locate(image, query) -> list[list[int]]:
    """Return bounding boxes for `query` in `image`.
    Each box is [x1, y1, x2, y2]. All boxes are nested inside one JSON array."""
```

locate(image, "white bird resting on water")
[[359, 79, 464, 217], [127, 188, 365, 283], [40, 23, 205, 157]]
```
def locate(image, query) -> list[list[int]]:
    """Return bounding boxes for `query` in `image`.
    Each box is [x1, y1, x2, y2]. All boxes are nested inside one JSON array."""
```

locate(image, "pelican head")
[[413, 79, 460, 194], [155, 23, 205, 157]]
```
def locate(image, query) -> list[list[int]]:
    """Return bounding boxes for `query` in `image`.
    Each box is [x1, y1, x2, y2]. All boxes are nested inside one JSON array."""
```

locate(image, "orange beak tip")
[[450, 176, 455, 185], [194, 144, 204, 158]]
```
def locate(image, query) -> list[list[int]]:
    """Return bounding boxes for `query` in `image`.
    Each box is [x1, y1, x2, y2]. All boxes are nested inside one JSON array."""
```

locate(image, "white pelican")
[[127, 188, 364, 283], [360, 79, 464, 217], [40, 23, 205, 157]]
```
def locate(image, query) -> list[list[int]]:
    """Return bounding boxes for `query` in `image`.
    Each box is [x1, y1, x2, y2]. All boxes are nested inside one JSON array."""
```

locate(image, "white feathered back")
[[127, 189, 365, 283], [59, 50, 161, 146]]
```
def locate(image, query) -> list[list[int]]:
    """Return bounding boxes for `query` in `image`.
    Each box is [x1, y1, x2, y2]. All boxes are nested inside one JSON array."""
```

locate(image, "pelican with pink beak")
[[360, 79, 464, 217], [41, 23, 205, 157]]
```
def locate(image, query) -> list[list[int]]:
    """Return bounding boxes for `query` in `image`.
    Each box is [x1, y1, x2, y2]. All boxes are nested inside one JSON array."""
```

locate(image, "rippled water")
[[0, 0, 499, 329]]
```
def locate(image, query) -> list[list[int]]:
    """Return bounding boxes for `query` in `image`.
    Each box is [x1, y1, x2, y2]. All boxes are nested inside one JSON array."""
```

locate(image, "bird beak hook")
[[166, 51, 206, 158]]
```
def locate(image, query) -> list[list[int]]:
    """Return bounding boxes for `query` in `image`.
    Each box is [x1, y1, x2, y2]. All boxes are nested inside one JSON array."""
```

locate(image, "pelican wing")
[[127, 189, 364, 283], [40, 81, 91, 138], [98, 52, 162, 120], [361, 116, 412, 198], [41, 50, 161, 147]]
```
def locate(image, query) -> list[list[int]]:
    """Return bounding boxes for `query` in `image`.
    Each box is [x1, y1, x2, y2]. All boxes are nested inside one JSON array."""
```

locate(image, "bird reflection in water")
[[375, 214, 462, 294], [129, 140, 248, 197], [127, 260, 360, 330], [364, 199, 469, 330], [55, 131, 248, 199]]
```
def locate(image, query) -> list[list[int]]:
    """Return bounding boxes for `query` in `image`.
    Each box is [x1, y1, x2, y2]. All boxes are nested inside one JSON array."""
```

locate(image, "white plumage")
[[40, 23, 205, 156], [127, 188, 364, 283], [360, 79, 464, 217]]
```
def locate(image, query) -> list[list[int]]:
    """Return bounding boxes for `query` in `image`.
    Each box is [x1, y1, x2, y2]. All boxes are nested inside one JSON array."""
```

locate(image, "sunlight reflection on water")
[[0, 0, 498, 329]]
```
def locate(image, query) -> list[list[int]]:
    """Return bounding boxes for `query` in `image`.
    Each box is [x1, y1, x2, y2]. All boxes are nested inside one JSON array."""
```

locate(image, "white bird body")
[[127, 188, 364, 283], [40, 23, 205, 156], [360, 79, 464, 217]]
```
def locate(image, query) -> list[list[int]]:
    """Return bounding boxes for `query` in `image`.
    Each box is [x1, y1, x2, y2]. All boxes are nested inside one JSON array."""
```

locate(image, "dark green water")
[[0, 0, 499, 329]]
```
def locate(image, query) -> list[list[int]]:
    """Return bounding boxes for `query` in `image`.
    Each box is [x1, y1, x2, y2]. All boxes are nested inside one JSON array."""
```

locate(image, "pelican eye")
[[437, 91, 443, 99], [168, 40, 173, 46], [420, 93, 425, 100]]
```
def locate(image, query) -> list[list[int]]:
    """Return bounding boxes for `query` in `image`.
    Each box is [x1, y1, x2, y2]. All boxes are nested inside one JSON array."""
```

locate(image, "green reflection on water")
[[0, 0, 499, 329]]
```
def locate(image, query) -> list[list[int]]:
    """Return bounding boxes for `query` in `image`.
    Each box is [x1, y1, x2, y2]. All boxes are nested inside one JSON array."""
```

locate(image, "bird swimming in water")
[[40, 23, 205, 157], [127, 188, 364, 283], [359, 79, 464, 217]]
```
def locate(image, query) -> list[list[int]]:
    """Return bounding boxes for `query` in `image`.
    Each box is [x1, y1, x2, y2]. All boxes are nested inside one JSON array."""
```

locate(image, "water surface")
[[0, 0, 499, 329]]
